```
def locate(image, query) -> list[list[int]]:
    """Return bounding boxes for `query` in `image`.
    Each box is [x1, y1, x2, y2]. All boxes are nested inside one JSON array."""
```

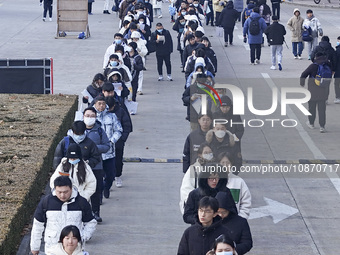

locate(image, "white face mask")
[[83, 117, 96, 127], [202, 153, 213, 161], [215, 130, 226, 139], [126, 46, 132, 52], [216, 252, 233, 255]]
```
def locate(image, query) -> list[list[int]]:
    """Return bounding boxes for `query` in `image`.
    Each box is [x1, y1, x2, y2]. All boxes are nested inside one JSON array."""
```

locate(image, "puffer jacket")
[[300, 55, 330, 101], [30, 188, 96, 251], [286, 8, 304, 42], [183, 171, 233, 225], [53, 134, 101, 170], [311, 41, 337, 71], [303, 15, 322, 38], [50, 158, 97, 201], [219, 1, 240, 29], [243, 12, 267, 44], [94, 106, 123, 159], [85, 121, 110, 169], [45, 242, 89, 255], [82, 84, 102, 105]]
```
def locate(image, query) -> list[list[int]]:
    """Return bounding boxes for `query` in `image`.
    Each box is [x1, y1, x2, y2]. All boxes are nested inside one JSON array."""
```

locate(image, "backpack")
[[302, 27, 313, 42], [249, 17, 260, 35], [313, 63, 332, 87]]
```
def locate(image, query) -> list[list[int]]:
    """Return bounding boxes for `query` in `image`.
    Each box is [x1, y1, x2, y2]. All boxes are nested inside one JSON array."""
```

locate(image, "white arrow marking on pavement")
[[249, 197, 299, 224]]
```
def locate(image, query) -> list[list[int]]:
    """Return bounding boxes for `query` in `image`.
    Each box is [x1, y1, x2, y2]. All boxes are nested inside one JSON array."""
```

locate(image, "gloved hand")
[[243, 37, 247, 43]]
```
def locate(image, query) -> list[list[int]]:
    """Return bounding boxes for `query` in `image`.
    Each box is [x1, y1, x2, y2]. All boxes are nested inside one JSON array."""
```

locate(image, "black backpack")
[[302, 27, 313, 42], [249, 17, 260, 35]]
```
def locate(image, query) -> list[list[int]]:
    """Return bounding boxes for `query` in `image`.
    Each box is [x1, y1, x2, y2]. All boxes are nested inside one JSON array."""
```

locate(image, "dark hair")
[[92, 73, 105, 86], [129, 41, 138, 51], [62, 158, 87, 185], [109, 54, 119, 60], [337, 36, 340, 40], [187, 20, 198, 30], [59, 225, 82, 244], [253, 7, 259, 13], [114, 33, 123, 39], [195, 30, 204, 39], [187, 33, 195, 41], [321, 36, 330, 42], [197, 142, 212, 156], [94, 95, 106, 103], [156, 22, 163, 27], [217, 152, 234, 166], [195, 48, 206, 57], [212, 234, 235, 251], [105, 96, 116, 109], [198, 196, 219, 212], [83, 106, 96, 115], [102, 82, 114, 92], [122, 20, 131, 27], [115, 45, 125, 54], [179, 15, 186, 20], [71, 121, 86, 135], [129, 22, 138, 30], [198, 110, 213, 121], [202, 36, 211, 47], [54, 176, 73, 189], [306, 9, 313, 13]]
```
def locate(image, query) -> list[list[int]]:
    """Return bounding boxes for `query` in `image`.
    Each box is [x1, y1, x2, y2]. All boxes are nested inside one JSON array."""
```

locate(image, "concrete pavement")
[[1, 0, 340, 254]]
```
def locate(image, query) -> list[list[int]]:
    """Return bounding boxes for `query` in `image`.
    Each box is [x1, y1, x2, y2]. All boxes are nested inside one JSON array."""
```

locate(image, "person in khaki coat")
[[286, 8, 304, 59], [213, 0, 227, 26]]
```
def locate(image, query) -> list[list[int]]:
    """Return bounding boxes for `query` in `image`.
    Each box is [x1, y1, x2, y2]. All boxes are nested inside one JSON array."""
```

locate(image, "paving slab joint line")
[[123, 158, 340, 164]]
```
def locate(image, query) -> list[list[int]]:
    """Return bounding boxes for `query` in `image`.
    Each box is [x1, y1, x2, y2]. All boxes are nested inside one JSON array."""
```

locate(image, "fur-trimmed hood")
[[205, 129, 235, 147]]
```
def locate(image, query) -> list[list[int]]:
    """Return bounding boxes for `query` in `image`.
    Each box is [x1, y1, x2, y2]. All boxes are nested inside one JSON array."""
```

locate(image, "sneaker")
[[270, 65, 276, 70], [42, 18, 46, 22], [294, 55, 298, 59], [334, 98, 340, 104], [158, 15, 162, 18], [278, 63, 282, 71], [49, 18, 52, 21], [158, 76, 164, 81], [116, 177, 123, 188], [224, 42, 228, 47], [308, 56, 311, 60], [320, 127, 325, 133], [103, 188, 110, 199], [306, 120, 314, 129], [250, 62, 255, 65], [94, 212, 102, 223], [298, 55, 302, 60], [137, 91, 143, 95], [255, 59, 260, 65], [167, 75, 173, 81]]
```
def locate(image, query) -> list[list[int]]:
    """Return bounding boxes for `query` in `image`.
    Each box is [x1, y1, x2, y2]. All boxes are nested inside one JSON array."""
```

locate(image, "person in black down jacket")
[[178, 196, 234, 255], [218, 1, 239, 47], [183, 165, 236, 225], [310, 36, 337, 71], [264, 15, 286, 70], [150, 23, 174, 81], [300, 52, 331, 133], [82, 73, 106, 106], [215, 191, 253, 255]]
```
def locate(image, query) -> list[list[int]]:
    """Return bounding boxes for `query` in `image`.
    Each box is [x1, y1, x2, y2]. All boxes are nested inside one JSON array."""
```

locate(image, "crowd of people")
[[31, 0, 340, 254]]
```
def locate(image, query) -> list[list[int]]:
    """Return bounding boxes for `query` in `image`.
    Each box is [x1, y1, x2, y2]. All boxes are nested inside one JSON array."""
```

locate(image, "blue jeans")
[[103, 157, 116, 191], [292, 42, 303, 56]]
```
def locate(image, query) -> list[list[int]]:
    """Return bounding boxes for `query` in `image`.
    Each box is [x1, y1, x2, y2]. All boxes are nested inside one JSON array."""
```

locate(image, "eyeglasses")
[[84, 115, 96, 118], [208, 177, 219, 182], [198, 208, 214, 214]]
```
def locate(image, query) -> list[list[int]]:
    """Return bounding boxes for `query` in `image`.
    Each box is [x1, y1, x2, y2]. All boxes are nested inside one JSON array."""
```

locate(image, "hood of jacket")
[[307, 14, 315, 21], [314, 54, 328, 65], [107, 68, 122, 81], [250, 12, 261, 19], [319, 41, 332, 51], [293, 8, 300, 15], [227, 1, 234, 9], [215, 191, 238, 215], [247, 3, 256, 9], [194, 215, 223, 232], [197, 169, 228, 197], [205, 129, 235, 147], [194, 61, 205, 71]]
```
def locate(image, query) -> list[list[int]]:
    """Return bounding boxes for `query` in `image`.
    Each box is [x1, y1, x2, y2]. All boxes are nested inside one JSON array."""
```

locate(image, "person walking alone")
[[286, 8, 304, 59], [40, 0, 53, 21], [264, 15, 286, 70]]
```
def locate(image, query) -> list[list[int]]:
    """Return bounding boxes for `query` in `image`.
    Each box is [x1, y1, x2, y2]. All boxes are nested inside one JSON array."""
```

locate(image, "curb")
[[123, 157, 340, 164]]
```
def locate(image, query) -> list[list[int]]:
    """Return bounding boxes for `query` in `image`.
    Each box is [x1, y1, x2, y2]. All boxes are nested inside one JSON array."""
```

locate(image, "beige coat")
[[286, 8, 304, 42], [213, 0, 227, 13]]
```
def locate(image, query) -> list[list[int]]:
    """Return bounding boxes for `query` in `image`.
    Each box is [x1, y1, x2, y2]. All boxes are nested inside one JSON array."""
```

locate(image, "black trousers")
[[90, 169, 104, 214], [206, 9, 214, 26], [215, 12, 221, 26], [272, 3, 280, 20], [156, 54, 171, 75], [43, 2, 53, 18], [308, 100, 326, 128], [249, 44, 261, 63], [115, 141, 125, 177], [223, 27, 234, 44], [88, 3, 93, 13], [131, 80, 138, 101]]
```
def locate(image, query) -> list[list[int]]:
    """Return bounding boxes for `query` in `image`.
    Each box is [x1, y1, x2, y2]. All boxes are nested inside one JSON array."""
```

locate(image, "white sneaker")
[[320, 127, 325, 133], [294, 56, 298, 59], [255, 59, 260, 65], [158, 15, 162, 18], [49, 18, 52, 21], [115, 177, 123, 188], [167, 75, 173, 81], [158, 76, 164, 81], [298, 55, 302, 60], [334, 98, 340, 104], [270, 65, 276, 70], [306, 120, 314, 129]]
